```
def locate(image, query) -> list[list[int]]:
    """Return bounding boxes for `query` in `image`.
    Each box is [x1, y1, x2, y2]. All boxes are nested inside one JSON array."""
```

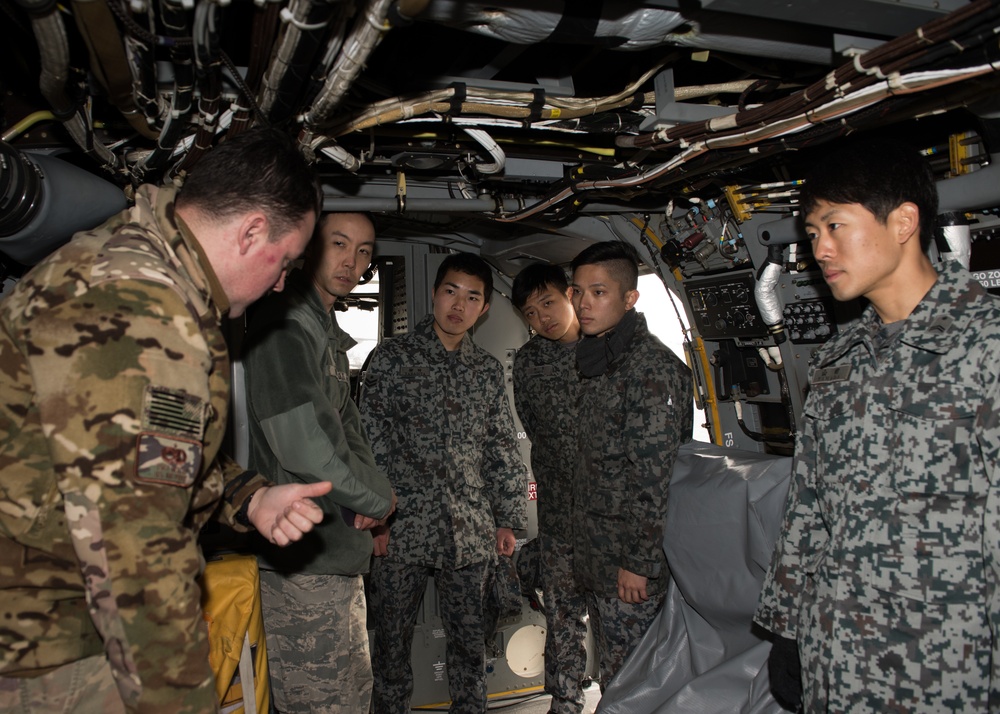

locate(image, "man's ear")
[[564, 286, 574, 301], [237, 213, 269, 256], [480, 301, 491, 317], [625, 288, 639, 311], [892, 202, 921, 246]]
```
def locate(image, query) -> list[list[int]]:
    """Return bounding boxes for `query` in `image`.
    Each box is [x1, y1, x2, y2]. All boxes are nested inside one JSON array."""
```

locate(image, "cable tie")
[[279, 7, 328, 31], [528, 88, 545, 122], [448, 82, 467, 116], [365, 10, 387, 32]]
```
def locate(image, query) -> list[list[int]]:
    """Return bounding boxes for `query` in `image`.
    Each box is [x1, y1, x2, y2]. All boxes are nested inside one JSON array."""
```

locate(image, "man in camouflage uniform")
[[0, 128, 332, 714], [243, 212, 396, 712], [570, 241, 693, 690], [511, 262, 590, 714], [755, 140, 1000, 712], [360, 252, 528, 714]]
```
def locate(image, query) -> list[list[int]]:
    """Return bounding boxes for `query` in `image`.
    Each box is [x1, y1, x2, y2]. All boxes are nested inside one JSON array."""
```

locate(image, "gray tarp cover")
[[596, 440, 792, 714]]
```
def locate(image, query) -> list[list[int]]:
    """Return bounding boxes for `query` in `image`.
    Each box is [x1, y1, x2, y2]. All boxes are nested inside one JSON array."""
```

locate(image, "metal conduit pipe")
[[322, 196, 525, 213]]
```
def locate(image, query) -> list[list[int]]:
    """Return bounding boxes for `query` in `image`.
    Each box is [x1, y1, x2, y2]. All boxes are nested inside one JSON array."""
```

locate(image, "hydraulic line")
[[17, 0, 120, 172], [634, 0, 999, 149], [170, 0, 223, 179], [258, 0, 347, 125], [495, 59, 999, 223], [301, 0, 394, 127], [227, 0, 282, 137], [122, 0, 162, 134], [132, 0, 195, 182], [2, 110, 56, 142], [322, 62, 744, 136], [693, 336, 723, 446], [71, 0, 157, 139]]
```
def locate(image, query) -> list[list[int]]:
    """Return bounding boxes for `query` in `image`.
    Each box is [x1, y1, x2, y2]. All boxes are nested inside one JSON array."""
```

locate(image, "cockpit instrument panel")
[[684, 271, 766, 341]]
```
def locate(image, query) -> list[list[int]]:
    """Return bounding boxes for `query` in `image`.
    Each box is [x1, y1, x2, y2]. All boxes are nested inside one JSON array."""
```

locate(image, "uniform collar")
[[817, 259, 980, 367], [142, 184, 231, 318], [530, 331, 580, 360], [286, 269, 358, 351], [180, 220, 230, 317], [415, 313, 477, 365]]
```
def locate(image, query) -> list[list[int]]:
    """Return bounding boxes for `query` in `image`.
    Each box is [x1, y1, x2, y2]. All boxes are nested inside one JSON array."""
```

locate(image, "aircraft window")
[[635, 274, 711, 443], [337, 271, 380, 371]]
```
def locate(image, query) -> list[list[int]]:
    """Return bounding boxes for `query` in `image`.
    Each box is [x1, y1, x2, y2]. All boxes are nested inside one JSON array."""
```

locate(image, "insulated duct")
[[414, 1, 686, 49], [754, 244, 786, 345], [414, 0, 828, 61], [937, 154, 1000, 212], [0, 144, 128, 264]]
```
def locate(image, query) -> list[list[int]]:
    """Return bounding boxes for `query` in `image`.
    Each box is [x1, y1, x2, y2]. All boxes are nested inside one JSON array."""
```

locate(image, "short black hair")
[[177, 127, 321, 240], [434, 252, 494, 304], [799, 138, 938, 252], [313, 211, 377, 242], [571, 241, 640, 293], [511, 263, 569, 310]]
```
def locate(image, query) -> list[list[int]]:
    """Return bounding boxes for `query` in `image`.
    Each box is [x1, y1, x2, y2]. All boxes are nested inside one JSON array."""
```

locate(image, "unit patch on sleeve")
[[135, 386, 206, 486]]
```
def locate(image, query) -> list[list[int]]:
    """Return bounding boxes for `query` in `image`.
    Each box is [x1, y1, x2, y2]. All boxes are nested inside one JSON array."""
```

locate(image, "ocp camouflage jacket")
[[0, 185, 264, 713]]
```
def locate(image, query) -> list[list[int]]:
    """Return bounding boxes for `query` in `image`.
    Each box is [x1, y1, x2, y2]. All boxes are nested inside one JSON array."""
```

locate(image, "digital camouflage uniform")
[[755, 260, 1000, 712], [360, 314, 528, 714], [513, 333, 590, 713], [574, 311, 693, 688], [243, 269, 393, 712], [0, 185, 266, 713]]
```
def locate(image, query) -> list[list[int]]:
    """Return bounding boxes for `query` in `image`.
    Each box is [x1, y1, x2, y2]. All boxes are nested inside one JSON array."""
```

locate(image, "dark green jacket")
[[244, 270, 392, 575]]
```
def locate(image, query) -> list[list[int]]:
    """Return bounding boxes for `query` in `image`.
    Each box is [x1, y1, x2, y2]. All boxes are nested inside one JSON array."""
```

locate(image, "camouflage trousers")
[[539, 533, 590, 714], [369, 557, 489, 714], [260, 570, 372, 713], [586, 590, 664, 690], [0, 655, 126, 714]]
